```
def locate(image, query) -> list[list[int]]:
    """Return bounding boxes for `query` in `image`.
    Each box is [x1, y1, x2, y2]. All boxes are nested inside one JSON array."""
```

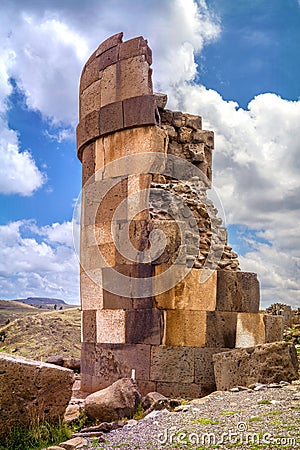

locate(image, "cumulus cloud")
[[0, 220, 79, 302]]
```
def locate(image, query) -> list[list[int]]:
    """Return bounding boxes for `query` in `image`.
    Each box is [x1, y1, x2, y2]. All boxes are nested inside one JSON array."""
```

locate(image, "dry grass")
[[0, 300, 48, 328], [0, 307, 81, 360]]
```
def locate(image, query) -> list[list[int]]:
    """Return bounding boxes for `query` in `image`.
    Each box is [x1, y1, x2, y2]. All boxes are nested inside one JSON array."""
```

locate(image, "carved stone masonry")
[[77, 33, 283, 397]]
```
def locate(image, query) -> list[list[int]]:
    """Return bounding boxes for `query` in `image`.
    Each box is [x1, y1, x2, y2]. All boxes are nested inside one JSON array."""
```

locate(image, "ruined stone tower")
[[76, 33, 283, 397]]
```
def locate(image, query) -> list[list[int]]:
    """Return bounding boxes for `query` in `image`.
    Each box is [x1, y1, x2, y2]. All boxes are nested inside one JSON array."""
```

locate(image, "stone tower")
[[76, 33, 283, 397]]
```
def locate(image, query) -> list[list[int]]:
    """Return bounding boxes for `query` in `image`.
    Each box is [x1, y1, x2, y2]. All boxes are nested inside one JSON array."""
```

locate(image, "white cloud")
[[0, 220, 79, 303], [0, 118, 45, 196]]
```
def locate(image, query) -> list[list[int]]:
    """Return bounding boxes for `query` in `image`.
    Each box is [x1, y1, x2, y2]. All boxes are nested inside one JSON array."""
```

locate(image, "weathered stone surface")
[[100, 63, 117, 107], [81, 142, 95, 185], [80, 57, 100, 94], [163, 310, 207, 347], [194, 348, 230, 390], [150, 346, 194, 382], [217, 271, 260, 313], [95, 32, 123, 57], [0, 354, 74, 436], [76, 110, 100, 151], [206, 312, 237, 348], [80, 79, 102, 120], [119, 55, 152, 99], [81, 342, 151, 391], [154, 267, 217, 311], [263, 314, 284, 343], [80, 270, 103, 310], [236, 313, 266, 348], [85, 378, 141, 421], [155, 382, 206, 399], [119, 36, 152, 64], [99, 101, 123, 136], [213, 342, 299, 391], [82, 309, 97, 342], [98, 45, 119, 71], [142, 391, 167, 410], [59, 437, 88, 450], [123, 95, 157, 128], [95, 308, 163, 345], [154, 92, 167, 109]]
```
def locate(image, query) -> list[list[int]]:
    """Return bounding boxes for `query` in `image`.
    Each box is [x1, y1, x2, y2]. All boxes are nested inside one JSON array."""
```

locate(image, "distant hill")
[[14, 297, 66, 307]]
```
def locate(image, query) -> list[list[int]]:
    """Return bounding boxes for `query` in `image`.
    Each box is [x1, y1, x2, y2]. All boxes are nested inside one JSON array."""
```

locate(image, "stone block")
[[0, 354, 74, 436], [263, 314, 284, 343], [94, 177, 128, 224], [119, 55, 152, 100], [236, 313, 266, 348], [205, 312, 237, 348], [82, 310, 97, 342], [127, 174, 152, 221], [194, 348, 230, 388], [123, 95, 157, 129], [100, 63, 117, 107], [96, 308, 163, 345], [154, 93, 167, 110], [150, 346, 194, 383], [192, 129, 214, 147], [153, 267, 217, 311], [99, 101, 123, 136], [81, 342, 151, 390], [150, 220, 182, 265], [94, 138, 105, 179], [80, 79, 102, 120], [76, 110, 100, 151], [183, 113, 202, 130], [96, 32, 123, 57], [80, 57, 100, 93], [156, 382, 206, 399], [119, 36, 152, 64], [80, 270, 103, 310], [101, 126, 167, 178], [213, 342, 299, 391], [163, 310, 207, 347], [98, 46, 119, 71], [217, 271, 260, 313], [96, 309, 126, 343], [81, 142, 95, 185]]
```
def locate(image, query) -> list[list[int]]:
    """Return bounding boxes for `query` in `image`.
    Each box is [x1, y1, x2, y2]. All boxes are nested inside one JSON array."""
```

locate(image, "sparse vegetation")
[[0, 420, 70, 450]]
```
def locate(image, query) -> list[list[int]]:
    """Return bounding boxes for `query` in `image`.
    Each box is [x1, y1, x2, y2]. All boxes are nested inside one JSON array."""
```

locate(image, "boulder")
[[63, 357, 81, 371], [142, 391, 167, 410], [84, 378, 141, 422], [46, 355, 64, 366], [213, 341, 299, 391], [0, 353, 75, 436]]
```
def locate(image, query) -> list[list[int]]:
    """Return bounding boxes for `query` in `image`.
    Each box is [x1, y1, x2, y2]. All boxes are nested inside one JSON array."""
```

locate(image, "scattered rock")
[[213, 341, 299, 391], [84, 378, 141, 422], [142, 391, 167, 410], [46, 355, 64, 366], [63, 358, 81, 371], [59, 437, 88, 449], [0, 353, 75, 437]]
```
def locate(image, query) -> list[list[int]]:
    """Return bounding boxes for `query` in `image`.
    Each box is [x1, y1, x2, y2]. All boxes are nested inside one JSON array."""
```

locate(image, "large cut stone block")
[[156, 382, 206, 399], [80, 270, 103, 310], [123, 95, 156, 128], [80, 57, 100, 93], [236, 313, 266, 347], [119, 36, 152, 64], [82, 309, 97, 342], [77, 110, 100, 151], [213, 342, 299, 391], [100, 63, 117, 107], [127, 174, 152, 221], [96, 32, 123, 57], [194, 348, 230, 390], [0, 354, 74, 436], [98, 46, 119, 71], [81, 342, 151, 391], [81, 142, 95, 185], [80, 79, 102, 120], [263, 314, 284, 343], [217, 271, 260, 313], [154, 267, 217, 310], [150, 346, 194, 383], [99, 101, 123, 136], [119, 55, 152, 100], [162, 310, 237, 347], [95, 309, 163, 345]]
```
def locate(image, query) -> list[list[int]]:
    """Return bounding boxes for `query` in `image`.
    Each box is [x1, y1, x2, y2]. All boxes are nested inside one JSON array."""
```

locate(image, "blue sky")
[[0, 0, 299, 307]]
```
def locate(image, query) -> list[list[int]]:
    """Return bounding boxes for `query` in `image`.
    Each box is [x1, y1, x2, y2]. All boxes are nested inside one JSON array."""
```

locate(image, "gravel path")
[[82, 381, 300, 449]]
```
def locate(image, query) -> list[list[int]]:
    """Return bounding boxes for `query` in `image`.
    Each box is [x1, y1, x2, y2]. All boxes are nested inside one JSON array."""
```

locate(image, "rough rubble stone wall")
[[77, 33, 284, 398]]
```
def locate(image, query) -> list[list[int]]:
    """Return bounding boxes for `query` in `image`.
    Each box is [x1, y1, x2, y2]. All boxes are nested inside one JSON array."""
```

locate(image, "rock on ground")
[[84, 378, 141, 422], [0, 353, 75, 436], [213, 341, 299, 391]]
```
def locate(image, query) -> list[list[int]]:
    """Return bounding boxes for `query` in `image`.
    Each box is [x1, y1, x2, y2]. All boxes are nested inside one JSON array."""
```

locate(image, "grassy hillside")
[[0, 307, 81, 360], [0, 300, 48, 328]]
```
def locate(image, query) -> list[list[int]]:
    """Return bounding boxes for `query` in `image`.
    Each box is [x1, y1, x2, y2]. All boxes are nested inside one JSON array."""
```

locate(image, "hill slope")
[[0, 308, 81, 360], [0, 300, 48, 328]]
